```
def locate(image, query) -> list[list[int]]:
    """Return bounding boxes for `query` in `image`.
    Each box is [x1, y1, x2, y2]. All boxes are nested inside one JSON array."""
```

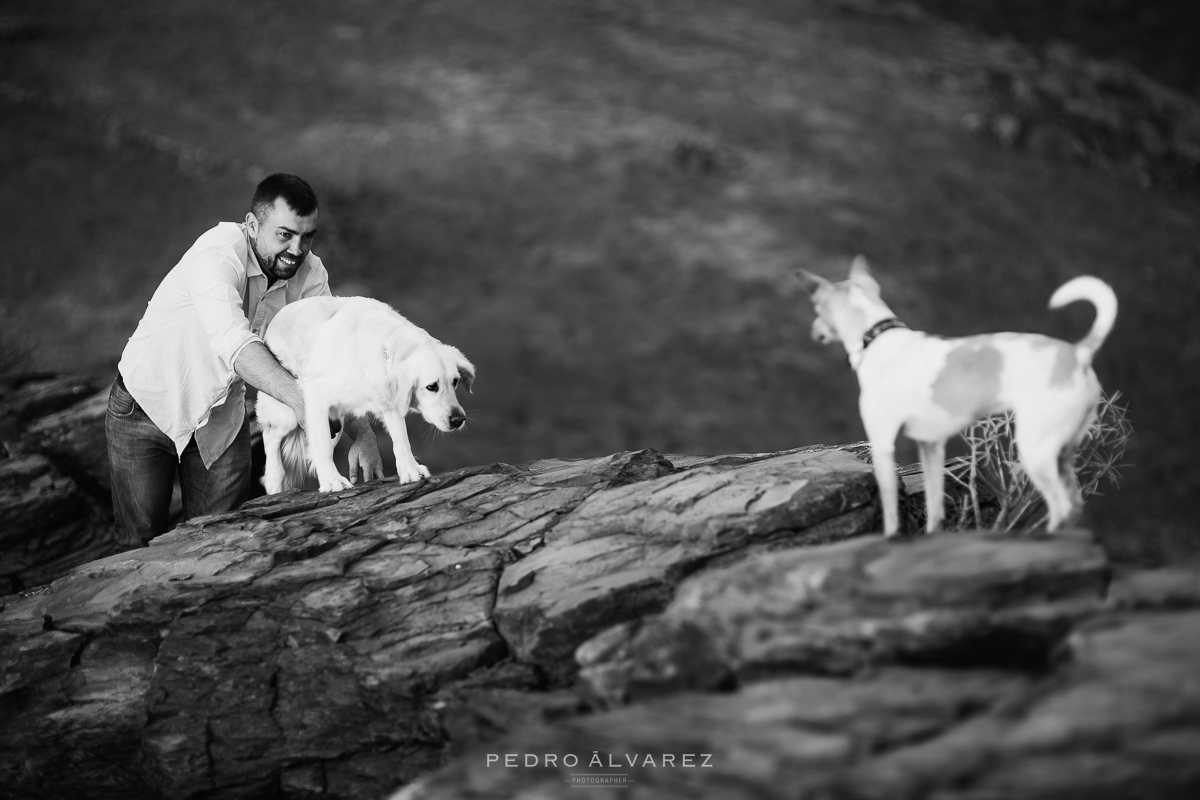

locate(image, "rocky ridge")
[[1, 376, 1198, 799]]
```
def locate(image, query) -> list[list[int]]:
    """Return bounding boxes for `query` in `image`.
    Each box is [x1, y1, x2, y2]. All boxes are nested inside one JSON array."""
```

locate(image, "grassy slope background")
[[1, 0, 1197, 562]]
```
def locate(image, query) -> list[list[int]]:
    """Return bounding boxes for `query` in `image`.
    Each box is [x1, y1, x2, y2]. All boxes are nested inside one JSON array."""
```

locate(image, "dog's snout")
[[449, 409, 466, 430]]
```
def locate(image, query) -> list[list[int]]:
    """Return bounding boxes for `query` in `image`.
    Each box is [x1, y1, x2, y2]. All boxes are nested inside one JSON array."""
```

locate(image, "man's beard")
[[252, 240, 301, 280]]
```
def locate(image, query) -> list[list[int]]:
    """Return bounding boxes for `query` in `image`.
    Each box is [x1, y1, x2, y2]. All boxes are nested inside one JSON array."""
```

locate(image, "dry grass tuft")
[[947, 392, 1132, 531]]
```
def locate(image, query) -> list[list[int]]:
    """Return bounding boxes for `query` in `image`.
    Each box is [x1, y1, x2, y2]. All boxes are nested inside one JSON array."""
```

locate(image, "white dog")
[[797, 256, 1116, 536], [256, 296, 475, 494]]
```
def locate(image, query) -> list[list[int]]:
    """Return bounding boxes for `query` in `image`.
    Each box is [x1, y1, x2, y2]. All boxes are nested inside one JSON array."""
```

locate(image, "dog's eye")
[[425, 382, 439, 392], [452, 377, 458, 387]]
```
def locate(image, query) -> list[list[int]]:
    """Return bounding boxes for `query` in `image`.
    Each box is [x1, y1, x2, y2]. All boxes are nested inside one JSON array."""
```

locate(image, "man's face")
[[246, 197, 318, 282]]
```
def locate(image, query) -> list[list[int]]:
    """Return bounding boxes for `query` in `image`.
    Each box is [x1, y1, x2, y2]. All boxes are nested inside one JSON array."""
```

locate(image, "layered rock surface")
[[3, 377, 1198, 800], [397, 530, 1200, 800], [1, 445, 886, 799], [0, 375, 113, 593]]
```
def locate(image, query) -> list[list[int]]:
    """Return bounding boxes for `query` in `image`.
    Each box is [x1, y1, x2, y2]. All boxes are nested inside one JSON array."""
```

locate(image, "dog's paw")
[[396, 462, 431, 484], [317, 472, 354, 493]]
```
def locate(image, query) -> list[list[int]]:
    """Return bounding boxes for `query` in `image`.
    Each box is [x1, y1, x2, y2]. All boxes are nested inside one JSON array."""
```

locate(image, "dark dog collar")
[[862, 318, 908, 350]]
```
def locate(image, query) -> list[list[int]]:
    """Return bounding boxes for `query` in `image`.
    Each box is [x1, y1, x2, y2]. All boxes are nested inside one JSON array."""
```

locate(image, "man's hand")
[[345, 416, 384, 485]]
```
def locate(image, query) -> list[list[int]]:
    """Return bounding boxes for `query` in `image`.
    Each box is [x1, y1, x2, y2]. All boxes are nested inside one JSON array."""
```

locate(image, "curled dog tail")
[[1049, 276, 1117, 363]]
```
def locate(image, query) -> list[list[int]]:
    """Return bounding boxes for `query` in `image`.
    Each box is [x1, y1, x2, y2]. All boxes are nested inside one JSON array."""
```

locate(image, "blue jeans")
[[105, 375, 251, 550]]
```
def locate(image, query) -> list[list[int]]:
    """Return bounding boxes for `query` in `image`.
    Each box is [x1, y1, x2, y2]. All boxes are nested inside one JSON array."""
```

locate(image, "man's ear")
[[245, 211, 258, 235], [795, 269, 830, 296], [848, 255, 880, 292]]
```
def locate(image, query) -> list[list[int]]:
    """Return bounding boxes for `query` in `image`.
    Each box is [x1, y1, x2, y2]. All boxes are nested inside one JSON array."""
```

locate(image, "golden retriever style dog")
[[256, 296, 474, 493]]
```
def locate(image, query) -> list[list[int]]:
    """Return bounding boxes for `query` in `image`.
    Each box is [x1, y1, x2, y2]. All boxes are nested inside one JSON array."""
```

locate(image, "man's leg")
[[177, 413, 252, 521], [105, 376, 177, 551]]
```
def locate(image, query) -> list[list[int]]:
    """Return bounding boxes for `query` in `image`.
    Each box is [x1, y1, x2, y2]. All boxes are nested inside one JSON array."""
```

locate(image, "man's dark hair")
[[250, 173, 318, 220]]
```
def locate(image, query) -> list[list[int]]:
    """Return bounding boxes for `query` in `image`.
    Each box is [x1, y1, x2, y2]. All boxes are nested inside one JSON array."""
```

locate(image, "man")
[[106, 173, 383, 550]]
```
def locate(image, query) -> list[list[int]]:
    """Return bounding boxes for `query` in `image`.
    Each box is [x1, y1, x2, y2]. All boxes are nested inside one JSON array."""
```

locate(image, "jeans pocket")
[[107, 379, 138, 418]]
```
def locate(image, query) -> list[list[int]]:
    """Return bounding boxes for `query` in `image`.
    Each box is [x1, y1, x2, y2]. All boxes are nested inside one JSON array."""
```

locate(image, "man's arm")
[[233, 341, 307, 429]]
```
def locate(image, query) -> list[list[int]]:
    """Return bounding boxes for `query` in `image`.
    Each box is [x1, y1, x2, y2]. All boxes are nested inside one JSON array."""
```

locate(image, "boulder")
[[0, 446, 881, 799], [2, 383, 1196, 800], [0, 453, 114, 594], [20, 387, 112, 498], [0, 377, 260, 590], [395, 528, 1200, 800], [395, 609, 1200, 800], [0, 376, 115, 591], [494, 447, 880, 683], [575, 527, 1109, 703], [0, 373, 102, 447]]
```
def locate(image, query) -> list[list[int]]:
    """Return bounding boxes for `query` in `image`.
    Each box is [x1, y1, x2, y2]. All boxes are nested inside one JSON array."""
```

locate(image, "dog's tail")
[[278, 427, 312, 490], [1049, 276, 1117, 363]]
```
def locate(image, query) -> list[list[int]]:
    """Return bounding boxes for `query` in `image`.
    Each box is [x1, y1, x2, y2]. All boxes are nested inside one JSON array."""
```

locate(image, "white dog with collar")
[[798, 256, 1116, 536], [256, 296, 475, 494]]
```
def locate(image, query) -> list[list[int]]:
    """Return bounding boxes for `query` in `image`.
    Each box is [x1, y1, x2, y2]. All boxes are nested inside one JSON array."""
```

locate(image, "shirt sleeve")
[[182, 244, 262, 370]]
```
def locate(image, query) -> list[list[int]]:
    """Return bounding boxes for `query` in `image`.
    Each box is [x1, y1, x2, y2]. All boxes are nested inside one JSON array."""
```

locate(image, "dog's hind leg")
[[1023, 452, 1071, 531], [382, 409, 430, 484], [917, 439, 948, 533], [1056, 443, 1084, 528], [1057, 399, 1098, 528], [1017, 409, 1085, 532], [1053, 415, 1093, 529], [1016, 426, 1076, 532]]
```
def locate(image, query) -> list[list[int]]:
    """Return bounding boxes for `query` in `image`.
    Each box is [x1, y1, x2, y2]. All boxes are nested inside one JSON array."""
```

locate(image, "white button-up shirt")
[[118, 222, 331, 466]]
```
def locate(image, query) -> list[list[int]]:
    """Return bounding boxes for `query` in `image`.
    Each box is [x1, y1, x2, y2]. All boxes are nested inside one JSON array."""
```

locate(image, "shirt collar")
[[241, 224, 266, 279]]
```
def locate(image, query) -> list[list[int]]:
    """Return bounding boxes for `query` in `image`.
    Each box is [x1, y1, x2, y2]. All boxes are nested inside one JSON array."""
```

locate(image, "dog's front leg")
[[305, 398, 352, 492], [917, 439, 947, 533], [260, 422, 287, 494], [382, 409, 430, 484], [870, 446, 902, 536], [861, 402, 905, 536], [861, 409, 905, 536]]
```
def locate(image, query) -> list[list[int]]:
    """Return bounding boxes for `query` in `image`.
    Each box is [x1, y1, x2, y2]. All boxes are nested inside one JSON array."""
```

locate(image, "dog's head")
[[393, 341, 475, 432], [796, 255, 883, 347]]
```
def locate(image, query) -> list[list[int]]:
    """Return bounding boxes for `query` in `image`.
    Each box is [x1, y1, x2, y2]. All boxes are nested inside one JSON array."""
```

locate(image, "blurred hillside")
[[890, 0, 1200, 99], [1, 0, 1197, 560]]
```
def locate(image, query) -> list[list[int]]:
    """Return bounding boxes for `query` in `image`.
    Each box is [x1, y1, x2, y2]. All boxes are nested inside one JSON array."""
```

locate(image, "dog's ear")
[[454, 352, 476, 394], [381, 341, 419, 410], [848, 255, 881, 293], [383, 367, 415, 410], [438, 343, 475, 394], [795, 269, 830, 296], [458, 364, 475, 394]]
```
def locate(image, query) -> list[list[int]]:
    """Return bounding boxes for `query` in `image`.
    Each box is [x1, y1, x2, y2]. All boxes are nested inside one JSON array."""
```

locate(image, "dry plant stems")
[[948, 392, 1132, 531]]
